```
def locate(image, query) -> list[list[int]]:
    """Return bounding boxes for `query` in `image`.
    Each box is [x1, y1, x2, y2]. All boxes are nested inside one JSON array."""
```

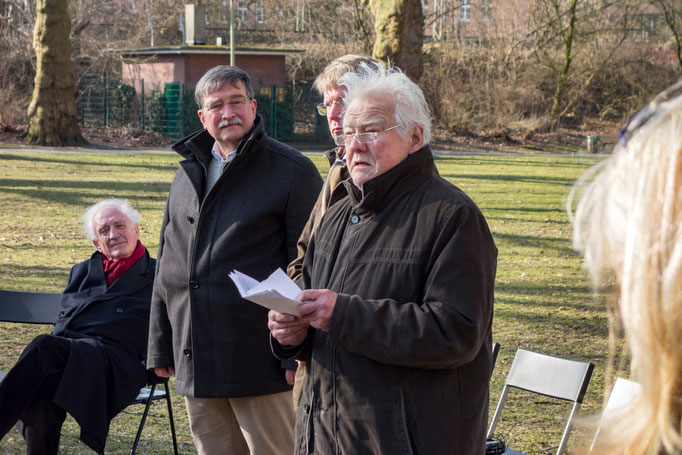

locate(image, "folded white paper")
[[228, 268, 301, 316]]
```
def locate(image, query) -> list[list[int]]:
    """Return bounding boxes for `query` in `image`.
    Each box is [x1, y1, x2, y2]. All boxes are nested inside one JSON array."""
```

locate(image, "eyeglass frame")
[[334, 125, 401, 147], [316, 100, 344, 116], [204, 97, 251, 113]]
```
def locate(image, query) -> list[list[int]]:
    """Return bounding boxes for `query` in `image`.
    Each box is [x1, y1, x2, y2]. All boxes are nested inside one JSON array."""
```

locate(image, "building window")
[[480, 1, 492, 21], [256, 2, 265, 24], [237, 0, 247, 25], [459, 0, 471, 22]]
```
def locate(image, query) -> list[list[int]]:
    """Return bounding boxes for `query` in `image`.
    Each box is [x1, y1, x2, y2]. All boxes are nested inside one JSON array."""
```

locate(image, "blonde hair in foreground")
[[572, 82, 682, 455]]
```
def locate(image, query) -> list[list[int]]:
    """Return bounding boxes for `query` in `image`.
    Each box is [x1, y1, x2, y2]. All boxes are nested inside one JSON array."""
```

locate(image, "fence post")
[[104, 73, 109, 128], [180, 83, 185, 137], [120, 84, 124, 126], [270, 84, 276, 139], [141, 79, 145, 130]]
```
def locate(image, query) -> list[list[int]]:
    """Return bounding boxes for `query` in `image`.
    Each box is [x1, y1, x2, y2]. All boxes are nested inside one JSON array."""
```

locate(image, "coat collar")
[[172, 114, 266, 168], [343, 145, 436, 214], [173, 115, 266, 198], [85, 248, 154, 297], [324, 147, 345, 167]]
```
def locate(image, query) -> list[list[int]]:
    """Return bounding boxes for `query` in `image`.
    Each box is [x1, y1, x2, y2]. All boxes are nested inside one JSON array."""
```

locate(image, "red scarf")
[[101, 240, 146, 286]]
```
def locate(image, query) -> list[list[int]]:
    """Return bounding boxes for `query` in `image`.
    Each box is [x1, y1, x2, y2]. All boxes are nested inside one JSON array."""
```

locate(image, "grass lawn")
[[0, 150, 618, 454]]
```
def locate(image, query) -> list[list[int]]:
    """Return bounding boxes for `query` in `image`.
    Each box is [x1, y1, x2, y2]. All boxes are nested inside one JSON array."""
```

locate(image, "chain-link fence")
[[77, 74, 330, 144]]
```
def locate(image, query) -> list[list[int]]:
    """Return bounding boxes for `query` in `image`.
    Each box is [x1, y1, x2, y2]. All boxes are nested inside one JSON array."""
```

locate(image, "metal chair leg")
[[163, 381, 179, 455], [130, 383, 156, 455]]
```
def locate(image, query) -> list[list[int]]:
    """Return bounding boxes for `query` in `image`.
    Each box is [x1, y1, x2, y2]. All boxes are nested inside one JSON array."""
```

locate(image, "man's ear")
[[408, 125, 424, 154], [198, 108, 207, 129], [92, 239, 100, 251], [250, 98, 257, 119]]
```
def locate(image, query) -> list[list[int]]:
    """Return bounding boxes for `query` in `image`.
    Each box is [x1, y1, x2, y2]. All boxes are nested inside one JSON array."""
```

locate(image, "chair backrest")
[[0, 290, 62, 324], [589, 377, 642, 452], [488, 348, 595, 455]]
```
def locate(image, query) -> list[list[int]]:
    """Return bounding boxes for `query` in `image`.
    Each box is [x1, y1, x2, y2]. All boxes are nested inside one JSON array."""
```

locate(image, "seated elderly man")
[[269, 64, 497, 454], [0, 199, 156, 455]]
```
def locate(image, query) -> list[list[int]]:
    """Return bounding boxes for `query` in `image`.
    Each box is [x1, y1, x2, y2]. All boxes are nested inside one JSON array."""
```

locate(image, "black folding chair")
[[130, 372, 179, 455], [0, 289, 178, 454]]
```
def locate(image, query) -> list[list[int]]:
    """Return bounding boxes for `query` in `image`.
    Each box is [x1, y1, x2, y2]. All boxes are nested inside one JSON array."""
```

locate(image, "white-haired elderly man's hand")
[[268, 310, 309, 346], [268, 288, 338, 346]]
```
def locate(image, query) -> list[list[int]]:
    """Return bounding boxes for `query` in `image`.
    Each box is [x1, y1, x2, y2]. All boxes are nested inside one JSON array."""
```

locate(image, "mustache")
[[218, 118, 243, 128]]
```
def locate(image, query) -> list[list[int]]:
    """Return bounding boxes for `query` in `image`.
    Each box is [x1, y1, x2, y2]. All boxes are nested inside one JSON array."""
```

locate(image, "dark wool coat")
[[147, 116, 322, 398], [52, 249, 155, 454], [275, 147, 498, 455]]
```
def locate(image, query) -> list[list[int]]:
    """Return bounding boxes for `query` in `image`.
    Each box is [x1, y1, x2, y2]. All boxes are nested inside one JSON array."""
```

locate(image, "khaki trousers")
[[185, 390, 294, 455]]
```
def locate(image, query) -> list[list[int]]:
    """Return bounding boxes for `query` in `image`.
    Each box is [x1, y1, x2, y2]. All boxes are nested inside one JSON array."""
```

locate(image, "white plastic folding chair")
[[487, 348, 595, 455], [589, 377, 641, 453]]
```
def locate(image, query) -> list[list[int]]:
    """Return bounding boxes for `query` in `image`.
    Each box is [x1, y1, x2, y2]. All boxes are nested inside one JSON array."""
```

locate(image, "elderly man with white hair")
[[269, 64, 498, 454], [0, 199, 155, 455]]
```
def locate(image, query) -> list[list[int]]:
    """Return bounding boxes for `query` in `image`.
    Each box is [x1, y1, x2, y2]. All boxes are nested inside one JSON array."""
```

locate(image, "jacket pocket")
[[393, 387, 418, 455]]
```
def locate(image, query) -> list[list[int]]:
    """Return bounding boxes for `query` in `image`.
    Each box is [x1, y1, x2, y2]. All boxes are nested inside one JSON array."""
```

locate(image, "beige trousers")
[[184, 390, 294, 455]]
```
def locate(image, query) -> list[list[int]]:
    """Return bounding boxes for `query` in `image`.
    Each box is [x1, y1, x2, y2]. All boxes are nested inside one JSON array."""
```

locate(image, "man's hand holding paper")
[[268, 288, 338, 347], [268, 310, 309, 346], [228, 268, 302, 316]]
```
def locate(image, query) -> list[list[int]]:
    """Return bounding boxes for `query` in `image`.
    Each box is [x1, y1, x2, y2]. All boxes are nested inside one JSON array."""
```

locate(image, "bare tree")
[[652, 0, 682, 74], [363, 0, 424, 81], [24, 0, 84, 145]]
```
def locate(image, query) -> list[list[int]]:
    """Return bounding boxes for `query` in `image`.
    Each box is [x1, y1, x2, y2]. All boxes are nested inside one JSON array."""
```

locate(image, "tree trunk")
[[655, 0, 682, 75], [25, 0, 84, 146], [550, 0, 578, 119], [365, 0, 424, 82]]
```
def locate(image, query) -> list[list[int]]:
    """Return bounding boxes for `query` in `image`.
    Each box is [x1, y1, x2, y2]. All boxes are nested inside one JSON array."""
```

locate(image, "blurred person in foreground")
[[0, 199, 155, 455], [146, 65, 321, 455], [572, 81, 682, 455], [269, 63, 498, 453], [286, 54, 379, 408]]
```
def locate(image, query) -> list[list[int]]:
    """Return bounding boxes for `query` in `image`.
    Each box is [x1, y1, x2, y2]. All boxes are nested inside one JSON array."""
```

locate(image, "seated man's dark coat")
[[50, 249, 156, 453]]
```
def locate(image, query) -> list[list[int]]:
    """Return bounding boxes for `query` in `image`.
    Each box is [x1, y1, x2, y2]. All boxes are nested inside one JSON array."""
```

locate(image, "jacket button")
[[115, 307, 123, 314], [187, 216, 195, 224], [304, 404, 310, 414], [190, 280, 199, 288], [183, 349, 192, 358], [59, 311, 65, 316], [350, 214, 359, 224]]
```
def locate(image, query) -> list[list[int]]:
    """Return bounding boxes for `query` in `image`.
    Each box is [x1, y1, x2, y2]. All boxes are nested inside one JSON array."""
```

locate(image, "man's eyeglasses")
[[206, 99, 248, 113], [316, 100, 343, 116], [334, 125, 400, 147]]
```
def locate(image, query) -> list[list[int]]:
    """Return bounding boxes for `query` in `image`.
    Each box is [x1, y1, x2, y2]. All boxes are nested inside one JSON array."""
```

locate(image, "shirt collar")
[[211, 142, 237, 163]]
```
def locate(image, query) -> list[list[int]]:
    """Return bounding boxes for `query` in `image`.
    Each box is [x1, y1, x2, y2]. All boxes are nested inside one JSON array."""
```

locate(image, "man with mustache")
[[147, 65, 322, 455]]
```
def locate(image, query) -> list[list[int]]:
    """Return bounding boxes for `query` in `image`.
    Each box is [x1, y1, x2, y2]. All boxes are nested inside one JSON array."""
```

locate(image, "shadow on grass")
[[435, 155, 596, 170], [0, 182, 171, 207], [493, 303, 607, 339], [492, 232, 575, 255], [0, 265, 71, 291], [0, 153, 180, 172], [487, 206, 567, 214], [440, 172, 576, 187]]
